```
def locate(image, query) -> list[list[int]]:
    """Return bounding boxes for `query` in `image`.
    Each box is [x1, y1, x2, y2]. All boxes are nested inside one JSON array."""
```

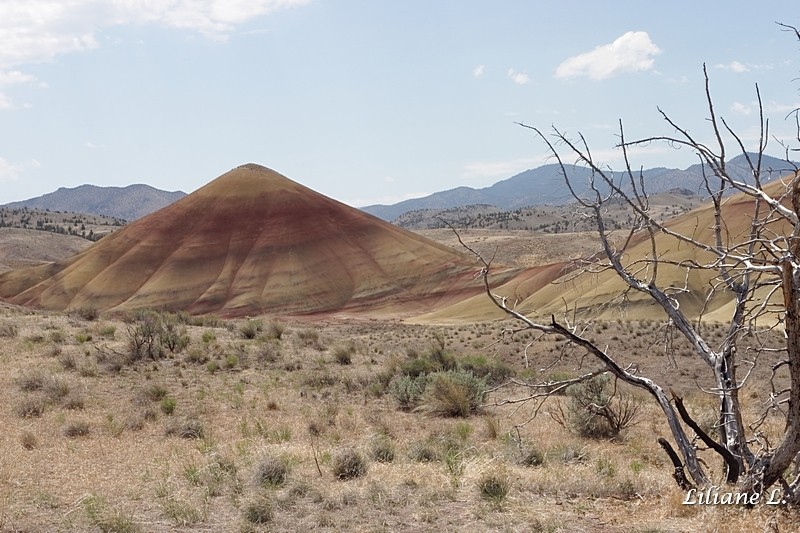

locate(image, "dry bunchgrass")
[[0, 310, 792, 531]]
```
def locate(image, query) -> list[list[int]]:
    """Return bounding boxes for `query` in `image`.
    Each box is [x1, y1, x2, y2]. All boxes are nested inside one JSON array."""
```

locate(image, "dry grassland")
[[0, 306, 797, 532]]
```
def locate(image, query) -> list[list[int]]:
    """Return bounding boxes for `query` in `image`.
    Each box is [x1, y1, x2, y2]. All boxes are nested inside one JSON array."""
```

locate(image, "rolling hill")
[[2, 183, 186, 221], [0, 228, 92, 272], [419, 176, 798, 323], [0, 164, 520, 317]]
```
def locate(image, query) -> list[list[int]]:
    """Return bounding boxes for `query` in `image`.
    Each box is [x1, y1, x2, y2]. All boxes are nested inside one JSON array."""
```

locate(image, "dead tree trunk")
[[469, 25, 800, 502]]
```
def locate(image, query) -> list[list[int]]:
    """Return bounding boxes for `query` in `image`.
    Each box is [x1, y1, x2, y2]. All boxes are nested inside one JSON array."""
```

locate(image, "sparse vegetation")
[[63, 420, 92, 437], [332, 341, 355, 365], [331, 448, 368, 480], [421, 370, 486, 417], [478, 470, 510, 503], [243, 497, 273, 524], [126, 312, 164, 361], [72, 305, 99, 321], [0, 309, 794, 531], [369, 436, 396, 463], [239, 319, 263, 339], [552, 375, 642, 439], [83, 494, 142, 533], [0, 322, 18, 338], [253, 455, 290, 487]]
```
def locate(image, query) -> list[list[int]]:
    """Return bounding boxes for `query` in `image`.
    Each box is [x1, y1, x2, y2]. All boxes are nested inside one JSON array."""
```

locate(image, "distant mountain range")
[[2, 184, 186, 221], [362, 154, 797, 221]]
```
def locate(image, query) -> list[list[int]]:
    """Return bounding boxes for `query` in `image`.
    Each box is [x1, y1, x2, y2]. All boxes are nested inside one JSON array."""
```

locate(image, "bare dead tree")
[[466, 25, 800, 501]]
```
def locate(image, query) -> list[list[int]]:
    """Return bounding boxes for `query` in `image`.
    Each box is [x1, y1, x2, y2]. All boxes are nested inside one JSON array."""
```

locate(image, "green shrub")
[[265, 321, 286, 340], [332, 342, 355, 365], [239, 319, 263, 339], [160, 397, 177, 415], [184, 347, 209, 365], [126, 313, 163, 361], [72, 305, 99, 321], [554, 375, 641, 439], [83, 495, 142, 533], [159, 499, 204, 526], [422, 370, 486, 417], [138, 383, 168, 404], [224, 353, 239, 370], [400, 356, 440, 378], [159, 319, 189, 353], [296, 328, 325, 350], [458, 354, 516, 385], [425, 333, 457, 371], [98, 325, 116, 339], [596, 457, 616, 477], [369, 437, 396, 463], [388, 374, 428, 411], [399, 338, 457, 377], [195, 314, 222, 328]]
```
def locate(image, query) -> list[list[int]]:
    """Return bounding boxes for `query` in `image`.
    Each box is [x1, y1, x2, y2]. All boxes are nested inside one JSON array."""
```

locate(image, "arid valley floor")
[[0, 227, 796, 532]]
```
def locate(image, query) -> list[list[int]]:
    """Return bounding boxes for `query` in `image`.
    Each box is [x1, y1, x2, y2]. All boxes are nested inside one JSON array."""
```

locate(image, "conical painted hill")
[[0, 164, 518, 317]]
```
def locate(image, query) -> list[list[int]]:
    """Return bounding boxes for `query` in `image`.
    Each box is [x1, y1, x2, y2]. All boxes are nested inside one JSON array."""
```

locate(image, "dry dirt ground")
[[0, 306, 796, 533]]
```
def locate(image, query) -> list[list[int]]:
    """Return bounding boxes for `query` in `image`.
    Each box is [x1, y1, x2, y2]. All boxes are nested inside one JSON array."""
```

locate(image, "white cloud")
[[0, 69, 38, 109], [0, 157, 18, 180], [555, 31, 661, 80], [0, 0, 310, 67], [716, 60, 749, 73], [507, 68, 529, 85], [731, 99, 800, 116], [765, 100, 800, 114], [731, 101, 753, 115], [0, 156, 38, 181], [715, 61, 773, 73], [0, 70, 36, 85], [462, 157, 545, 180], [473, 64, 485, 78]]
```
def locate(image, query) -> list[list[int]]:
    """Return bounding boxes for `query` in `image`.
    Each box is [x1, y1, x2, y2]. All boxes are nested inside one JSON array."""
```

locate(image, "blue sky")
[[0, 1, 798, 207]]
